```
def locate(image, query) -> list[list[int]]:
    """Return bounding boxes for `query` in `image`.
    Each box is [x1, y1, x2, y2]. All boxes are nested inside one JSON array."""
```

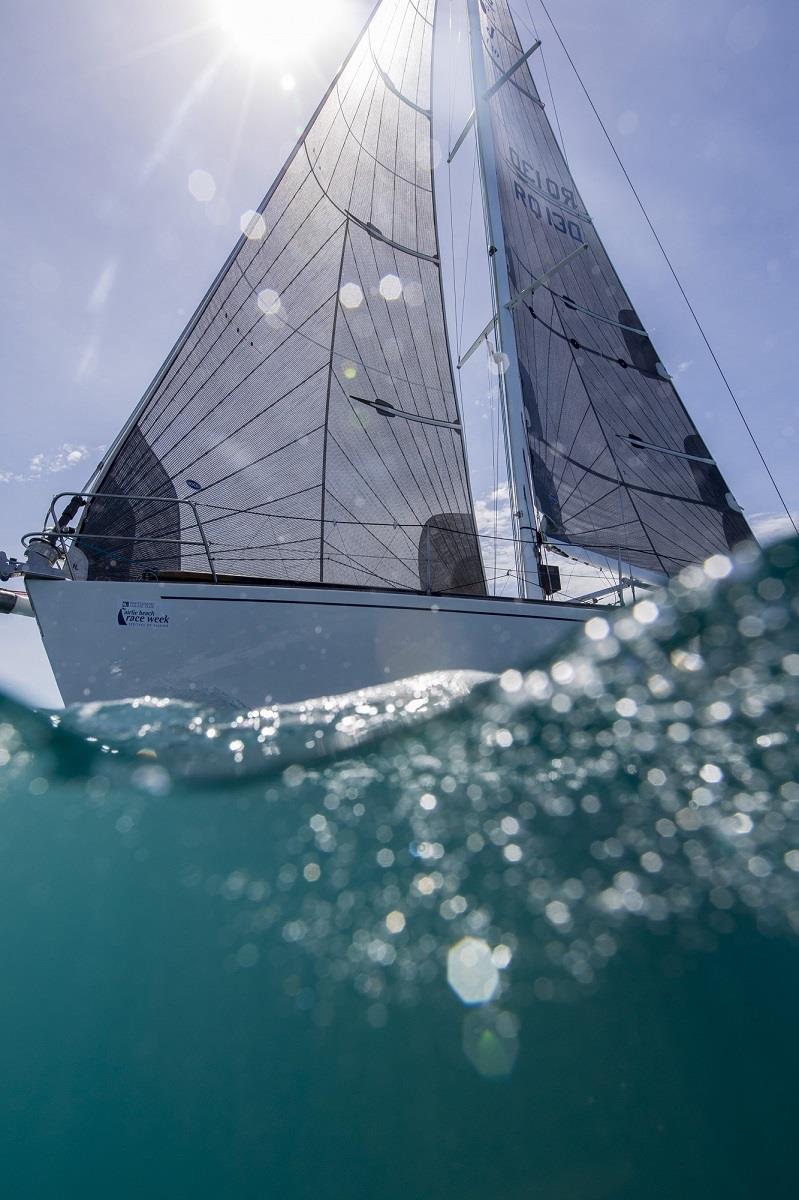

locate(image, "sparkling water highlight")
[[1, 538, 797, 1198]]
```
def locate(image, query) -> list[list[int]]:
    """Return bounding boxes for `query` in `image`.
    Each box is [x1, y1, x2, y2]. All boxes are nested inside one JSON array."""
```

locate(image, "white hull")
[[26, 578, 591, 708]]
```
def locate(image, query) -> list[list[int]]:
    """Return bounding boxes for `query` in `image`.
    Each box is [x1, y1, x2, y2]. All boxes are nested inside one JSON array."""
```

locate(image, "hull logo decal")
[[117, 600, 169, 628]]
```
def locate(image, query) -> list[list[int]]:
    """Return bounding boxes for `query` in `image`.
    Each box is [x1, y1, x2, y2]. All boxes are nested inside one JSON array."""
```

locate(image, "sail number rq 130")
[[507, 146, 585, 243]]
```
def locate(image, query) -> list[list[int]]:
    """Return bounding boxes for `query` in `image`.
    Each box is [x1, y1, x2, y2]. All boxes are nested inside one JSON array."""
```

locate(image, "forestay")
[[80, 0, 485, 596], [478, 0, 752, 576]]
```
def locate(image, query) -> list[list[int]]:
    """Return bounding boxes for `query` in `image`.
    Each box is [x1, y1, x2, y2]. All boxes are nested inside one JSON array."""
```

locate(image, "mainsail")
[[476, 0, 752, 576], [80, 0, 485, 595]]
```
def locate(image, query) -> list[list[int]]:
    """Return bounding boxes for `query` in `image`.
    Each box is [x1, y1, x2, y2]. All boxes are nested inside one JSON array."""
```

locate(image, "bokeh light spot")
[[241, 210, 266, 240], [257, 288, 281, 316], [379, 274, 402, 301], [339, 282, 364, 310], [447, 937, 500, 1005], [188, 169, 216, 203]]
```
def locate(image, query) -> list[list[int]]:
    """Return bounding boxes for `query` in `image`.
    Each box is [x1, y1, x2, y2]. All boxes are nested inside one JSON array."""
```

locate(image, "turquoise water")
[[1, 540, 798, 1198]]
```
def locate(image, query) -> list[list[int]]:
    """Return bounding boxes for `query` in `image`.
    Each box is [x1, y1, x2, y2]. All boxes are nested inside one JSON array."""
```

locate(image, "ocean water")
[[1, 540, 798, 1199]]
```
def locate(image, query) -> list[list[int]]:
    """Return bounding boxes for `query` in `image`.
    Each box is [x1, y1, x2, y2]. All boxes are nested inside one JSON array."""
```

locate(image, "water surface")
[[1, 539, 797, 1198]]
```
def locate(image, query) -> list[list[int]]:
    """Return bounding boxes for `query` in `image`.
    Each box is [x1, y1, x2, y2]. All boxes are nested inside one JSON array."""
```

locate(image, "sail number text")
[[508, 147, 585, 243]]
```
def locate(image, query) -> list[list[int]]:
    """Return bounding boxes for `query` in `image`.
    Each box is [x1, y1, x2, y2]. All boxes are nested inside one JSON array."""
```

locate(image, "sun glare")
[[213, 0, 337, 62]]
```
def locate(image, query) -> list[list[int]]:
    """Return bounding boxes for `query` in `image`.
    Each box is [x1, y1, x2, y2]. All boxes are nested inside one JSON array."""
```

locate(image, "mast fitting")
[[447, 40, 542, 163], [506, 242, 589, 311]]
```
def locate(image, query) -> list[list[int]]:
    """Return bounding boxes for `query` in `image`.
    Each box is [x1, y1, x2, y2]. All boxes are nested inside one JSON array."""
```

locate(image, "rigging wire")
[[456, 143, 480, 353], [486, 348, 500, 591], [515, 0, 568, 163], [535, 0, 798, 539]]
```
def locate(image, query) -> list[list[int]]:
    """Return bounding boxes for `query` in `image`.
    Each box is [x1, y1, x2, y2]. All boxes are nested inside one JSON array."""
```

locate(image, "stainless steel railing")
[[23, 490, 635, 599], [35, 491, 218, 583]]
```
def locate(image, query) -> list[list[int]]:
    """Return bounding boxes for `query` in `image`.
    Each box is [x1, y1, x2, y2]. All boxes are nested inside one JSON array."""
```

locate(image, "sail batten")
[[477, 0, 753, 576], [81, 0, 485, 596]]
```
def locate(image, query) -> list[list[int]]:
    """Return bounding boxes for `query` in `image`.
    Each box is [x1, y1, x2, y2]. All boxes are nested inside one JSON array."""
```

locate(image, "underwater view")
[[2, 536, 798, 1199]]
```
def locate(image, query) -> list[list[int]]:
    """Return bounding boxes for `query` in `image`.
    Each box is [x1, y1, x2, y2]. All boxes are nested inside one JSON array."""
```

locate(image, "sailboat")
[[0, 0, 754, 708]]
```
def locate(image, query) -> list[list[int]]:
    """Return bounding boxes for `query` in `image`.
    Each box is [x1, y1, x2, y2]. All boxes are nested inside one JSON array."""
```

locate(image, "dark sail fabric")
[[81, 0, 484, 595], [478, 0, 753, 575], [78, 427, 180, 582], [418, 513, 488, 595]]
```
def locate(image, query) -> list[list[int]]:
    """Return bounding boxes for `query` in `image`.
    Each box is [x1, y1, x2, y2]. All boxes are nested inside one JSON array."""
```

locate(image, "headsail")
[[80, 0, 485, 595], [477, 0, 752, 576]]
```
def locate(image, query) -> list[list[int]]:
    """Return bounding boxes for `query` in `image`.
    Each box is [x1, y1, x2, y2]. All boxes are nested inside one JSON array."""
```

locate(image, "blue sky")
[[1, 0, 796, 706]]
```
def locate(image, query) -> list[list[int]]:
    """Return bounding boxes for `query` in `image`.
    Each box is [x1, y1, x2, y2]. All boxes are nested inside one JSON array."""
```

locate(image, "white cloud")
[[88, 259, 117, 312], [75, 334, 100, 381], [473, 482, 512, 537], [472, 484, 626, 601], [473, 484, 517, 593], [0, 444, 104, 485], [750, 510, 799, 543]]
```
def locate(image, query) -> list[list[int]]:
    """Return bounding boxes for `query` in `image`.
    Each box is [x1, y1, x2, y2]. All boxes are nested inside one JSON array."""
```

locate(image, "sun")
[[213, 0, 339, 62]]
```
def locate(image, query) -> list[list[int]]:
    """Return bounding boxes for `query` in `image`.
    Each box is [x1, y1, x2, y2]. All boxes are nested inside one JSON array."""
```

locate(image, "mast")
[[464, 0, 543, 600], [461, 0, 754, 580]]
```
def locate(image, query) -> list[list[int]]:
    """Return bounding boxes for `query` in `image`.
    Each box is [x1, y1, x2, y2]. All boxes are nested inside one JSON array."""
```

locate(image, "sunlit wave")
[[2, 537, 798, 1037]]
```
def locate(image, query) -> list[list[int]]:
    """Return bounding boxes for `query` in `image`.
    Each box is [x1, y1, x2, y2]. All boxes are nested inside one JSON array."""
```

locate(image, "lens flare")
[[213, 0, 338, 62]]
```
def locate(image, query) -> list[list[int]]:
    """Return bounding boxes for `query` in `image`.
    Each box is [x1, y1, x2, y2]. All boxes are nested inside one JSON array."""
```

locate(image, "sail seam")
[[319, 221, 350, 581], [368, 30, 432, 115], [323, 477, 423, 583], [525, 300, 660, 376], [339, 386, 428, 526], [147, 174, 335, 414], [556, 443, 612, 513], [325, 427, 420, 557], [135, 360, 331, 492], [122, 265, 343, 485], [541, 282, 666, 571], [136, 206, 335, 453], [350, 395, 461, 429], [553, 291, 649, 335], [303, 143, 439, 263], [80, 0, 387, 503], [330, 75, 433, 191], [205, 424, 327, 494], [407, 0, 434, 26], [326, 428, 420, 555], [136, 213, 346, 458], [355, 126, 463, 504], [546, 441, 737, 512], [196, 485, 323, 534], [569, 328, 712, 515], [338, 232, 445, 414], [359, 230, 453, 509], [139, 187, 337, 440], [482, 36, 545, 109]]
